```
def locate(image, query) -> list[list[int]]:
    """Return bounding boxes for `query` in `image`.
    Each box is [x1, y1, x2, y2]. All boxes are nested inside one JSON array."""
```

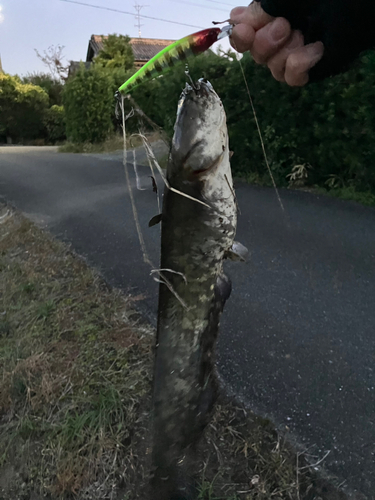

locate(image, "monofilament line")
[[120, 96, 151, 268], [120, 95, 188, 309], [236, 52, 286, 213], [137, 132, 215, 212]]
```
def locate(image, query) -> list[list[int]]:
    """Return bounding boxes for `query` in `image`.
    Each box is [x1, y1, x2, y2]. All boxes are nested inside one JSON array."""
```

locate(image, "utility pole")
[[134, 1, 148, 38]]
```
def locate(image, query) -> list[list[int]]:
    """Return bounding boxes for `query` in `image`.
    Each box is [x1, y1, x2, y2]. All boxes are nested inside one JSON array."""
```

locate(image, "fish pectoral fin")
[[149, 214, 163, 227], [225, 241, 249, 262]]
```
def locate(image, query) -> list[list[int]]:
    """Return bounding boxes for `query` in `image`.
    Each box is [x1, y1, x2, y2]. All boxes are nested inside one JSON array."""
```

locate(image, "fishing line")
[[138, 132, 215, 211], [225, 174, 240, 214], [125, 95, 171, 148], [134, 133, 162, 214], [121, 95, 215, 211], [119, 95, 189, 310], [232, 41, 286, 214], [132, 148, 147, 191], [120, 97, 152, 267], [150, 269, 188, 284]]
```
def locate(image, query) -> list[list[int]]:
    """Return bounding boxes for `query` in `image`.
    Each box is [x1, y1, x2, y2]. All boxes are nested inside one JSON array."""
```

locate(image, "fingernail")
[[230, 6, 246, 22], [270, 18, 288, 42], [306, 42, 324, 61]]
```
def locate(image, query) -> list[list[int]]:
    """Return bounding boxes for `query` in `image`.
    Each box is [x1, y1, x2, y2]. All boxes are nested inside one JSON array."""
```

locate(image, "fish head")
[[171, 79, 230, 183]]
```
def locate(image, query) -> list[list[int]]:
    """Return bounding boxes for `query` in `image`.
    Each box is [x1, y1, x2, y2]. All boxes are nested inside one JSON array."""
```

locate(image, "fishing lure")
[[118, 25, 232, 95]]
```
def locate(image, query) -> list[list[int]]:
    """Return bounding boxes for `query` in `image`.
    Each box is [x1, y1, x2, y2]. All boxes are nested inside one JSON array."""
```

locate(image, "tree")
[[0, 74, 49, 142], [35, 45, 69, 81], [94, 34, 134, 70], [23, 73, 64, 106]]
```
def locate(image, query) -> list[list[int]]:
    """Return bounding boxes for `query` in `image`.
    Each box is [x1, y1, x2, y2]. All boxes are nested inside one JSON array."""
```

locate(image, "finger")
[[230, 23, 256, 53], [230, 6, 247, 21], [230, 2, 274, 30], [267, 30, 304, 82], [284, 42, 325, 86], [251, 17, 292, 64]]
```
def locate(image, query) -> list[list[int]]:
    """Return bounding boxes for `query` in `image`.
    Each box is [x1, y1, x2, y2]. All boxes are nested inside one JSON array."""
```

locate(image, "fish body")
[[118, 28, 222, 95], [152, 80, 237, 498]]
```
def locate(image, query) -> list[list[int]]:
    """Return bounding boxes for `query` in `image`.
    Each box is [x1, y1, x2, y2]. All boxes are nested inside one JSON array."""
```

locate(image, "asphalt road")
[[1, 146, 375, 498]]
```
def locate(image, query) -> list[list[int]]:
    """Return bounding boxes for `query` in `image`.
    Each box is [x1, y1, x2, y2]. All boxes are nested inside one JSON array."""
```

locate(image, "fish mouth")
[[182, 79, 215, 100]]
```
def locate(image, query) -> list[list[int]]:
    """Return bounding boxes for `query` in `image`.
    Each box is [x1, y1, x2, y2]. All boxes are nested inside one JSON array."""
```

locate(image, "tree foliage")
[[94, 34, 134, 71], [63, 65, 115, 143], [0, 74, 49, 142], [127, 49, 375, 196], [23, 73, 64, 106], [44, 105, 66, 142], [61, 37, 375, 198]]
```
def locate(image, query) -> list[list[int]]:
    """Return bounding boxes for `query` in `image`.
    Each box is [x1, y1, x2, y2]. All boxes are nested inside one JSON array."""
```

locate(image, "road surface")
[[1, 146, 374, 498]]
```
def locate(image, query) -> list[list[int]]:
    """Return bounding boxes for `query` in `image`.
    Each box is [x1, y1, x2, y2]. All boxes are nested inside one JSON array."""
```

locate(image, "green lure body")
[[118, 28, 222, 94]]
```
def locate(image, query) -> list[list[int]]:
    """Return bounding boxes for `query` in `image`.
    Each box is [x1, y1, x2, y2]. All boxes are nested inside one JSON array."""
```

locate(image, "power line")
[[59, 0, 204, 29], [166, 0, 228, 13], [201, 0, 237, 6]]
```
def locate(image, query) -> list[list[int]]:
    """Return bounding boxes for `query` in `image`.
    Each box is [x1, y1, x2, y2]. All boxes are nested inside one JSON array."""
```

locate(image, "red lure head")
[[190, 27, 222, 55]]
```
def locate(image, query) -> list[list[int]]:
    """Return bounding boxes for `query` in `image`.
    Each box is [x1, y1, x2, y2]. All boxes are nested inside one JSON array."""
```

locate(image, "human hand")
[[229, 3, 324, 86]]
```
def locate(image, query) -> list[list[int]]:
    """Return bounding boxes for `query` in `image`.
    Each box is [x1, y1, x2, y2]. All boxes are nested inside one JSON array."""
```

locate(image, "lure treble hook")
[[185, 65, 201, 92]]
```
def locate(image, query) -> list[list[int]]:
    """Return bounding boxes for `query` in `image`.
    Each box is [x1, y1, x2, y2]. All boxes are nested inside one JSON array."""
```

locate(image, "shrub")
[[0, 74, 49, 142], [44, 105, 66, 143], [63, 65, 114, 143], [23, 73, 64, 106], [128, 49, 375, 196]]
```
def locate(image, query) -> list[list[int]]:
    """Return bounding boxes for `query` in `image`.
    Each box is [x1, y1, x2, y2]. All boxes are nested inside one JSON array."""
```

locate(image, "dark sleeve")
[[255, 0, 375, 81]]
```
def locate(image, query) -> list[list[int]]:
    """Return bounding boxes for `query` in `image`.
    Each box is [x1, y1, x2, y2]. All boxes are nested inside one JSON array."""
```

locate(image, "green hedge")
[[63, 65, 116, 144], [0, 74, 49, 142], [128, 49, 375, 195], [62, 48, 375, 197], [44, 105, 66, 142]]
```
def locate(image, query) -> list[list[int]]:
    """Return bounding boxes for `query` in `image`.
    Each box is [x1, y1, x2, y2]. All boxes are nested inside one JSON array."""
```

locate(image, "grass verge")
[[235, 173, 375, 208], [0, 205, 347, 500], [58, 132, 162, 154], [315, 186, 375, 207]]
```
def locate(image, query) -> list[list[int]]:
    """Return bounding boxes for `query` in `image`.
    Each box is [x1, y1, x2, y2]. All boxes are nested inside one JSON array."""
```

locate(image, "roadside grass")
[[0, 206, 153, 499], [315, 186, 375, 207], [0, 205, 346, 500], [58, 131, 162, 154], [235, 173, 375, 208]]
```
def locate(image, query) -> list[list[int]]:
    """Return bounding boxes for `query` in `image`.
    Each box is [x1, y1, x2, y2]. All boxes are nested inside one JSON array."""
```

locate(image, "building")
[[86, 35, 176, 68]]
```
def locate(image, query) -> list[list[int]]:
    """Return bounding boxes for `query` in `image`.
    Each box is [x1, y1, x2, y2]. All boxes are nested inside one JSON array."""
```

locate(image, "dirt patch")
[[0, 205, 348, 500]]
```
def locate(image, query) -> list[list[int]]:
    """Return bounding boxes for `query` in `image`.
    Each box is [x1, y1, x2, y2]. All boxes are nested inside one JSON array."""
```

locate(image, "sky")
[[0, 0, 239, 77]]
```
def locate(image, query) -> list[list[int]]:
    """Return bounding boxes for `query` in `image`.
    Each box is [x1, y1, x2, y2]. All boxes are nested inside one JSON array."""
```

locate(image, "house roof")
[[86, 35, 176, 63]]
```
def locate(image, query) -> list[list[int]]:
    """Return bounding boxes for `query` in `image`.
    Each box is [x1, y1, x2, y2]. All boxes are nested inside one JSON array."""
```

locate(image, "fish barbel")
[[152, 79, 237, 499]]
